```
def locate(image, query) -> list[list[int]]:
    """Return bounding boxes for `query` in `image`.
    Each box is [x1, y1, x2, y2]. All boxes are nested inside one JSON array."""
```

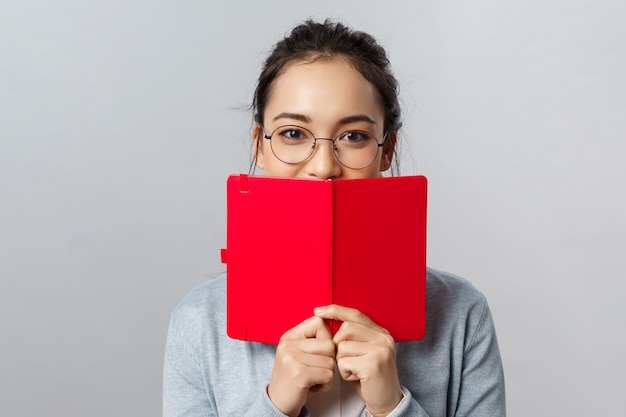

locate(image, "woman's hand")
[[314, 305, 403, 417], [268, 316, 336, 417]]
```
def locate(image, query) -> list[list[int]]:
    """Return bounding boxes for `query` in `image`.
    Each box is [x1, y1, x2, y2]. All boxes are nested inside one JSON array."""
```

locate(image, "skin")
[[254, 59, 403, 417], [254, 58, 394, 179]]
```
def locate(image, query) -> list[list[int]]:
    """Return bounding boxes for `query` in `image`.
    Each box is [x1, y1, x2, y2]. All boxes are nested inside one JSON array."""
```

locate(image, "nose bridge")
[[306, 137, 341, 179], [314, 137, 335, 148]]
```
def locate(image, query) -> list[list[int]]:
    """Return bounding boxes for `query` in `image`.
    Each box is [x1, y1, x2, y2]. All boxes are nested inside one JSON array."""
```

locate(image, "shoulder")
[[424, 267, 493, 344], [168, 274, 226, 345], [426, 267, 487, 307]]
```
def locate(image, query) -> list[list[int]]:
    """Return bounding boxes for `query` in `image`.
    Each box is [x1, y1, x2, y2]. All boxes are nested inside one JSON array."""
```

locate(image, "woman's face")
[[255, 59, 393, 179]]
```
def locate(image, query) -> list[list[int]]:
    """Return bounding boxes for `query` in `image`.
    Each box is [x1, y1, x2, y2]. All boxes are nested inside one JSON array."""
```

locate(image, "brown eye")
[[279, 128, 308, 141], [339, 131, 371, 142]]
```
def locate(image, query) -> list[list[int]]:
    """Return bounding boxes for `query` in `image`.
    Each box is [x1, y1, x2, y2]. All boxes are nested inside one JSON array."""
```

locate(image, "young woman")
[[163, 20, 505, 417]]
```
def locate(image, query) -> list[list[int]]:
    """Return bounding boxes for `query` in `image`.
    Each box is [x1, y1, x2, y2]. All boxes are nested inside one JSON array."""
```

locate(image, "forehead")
[[264, 59, 384, 127]]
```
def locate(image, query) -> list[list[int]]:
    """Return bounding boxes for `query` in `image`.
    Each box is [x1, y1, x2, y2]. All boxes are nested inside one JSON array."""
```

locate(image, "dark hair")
[[252, 19, 402, 173]]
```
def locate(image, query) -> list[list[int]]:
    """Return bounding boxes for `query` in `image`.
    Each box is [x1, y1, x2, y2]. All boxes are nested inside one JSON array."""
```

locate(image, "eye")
[[338, 131, 372, 142], [277, 127, 309, 141]]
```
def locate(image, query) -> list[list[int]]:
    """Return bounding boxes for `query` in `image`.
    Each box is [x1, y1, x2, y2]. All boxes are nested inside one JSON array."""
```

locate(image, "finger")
[[281, 315, 333, 341], [335, 339, 396, 373], [337, 351, 396, 383], [314, 305, 383, 331], [335, 339, 398, 382], [306, 367, 335, 393], [294, 351, 337, 370], [333, 320, 393, 345], [286, 338, 336, 359], [268, 363, 334, 415], [335, 340, 367, 360], [336, 355, 360, 381], [334, 320, 377, 343], [310, 380, 334, 394], [272, 350, 335, 391]]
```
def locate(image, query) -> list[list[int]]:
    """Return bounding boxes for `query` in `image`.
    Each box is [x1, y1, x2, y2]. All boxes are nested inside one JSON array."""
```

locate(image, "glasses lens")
[[267, 125, 384, 169], [334, 131, 381, 169], [269, 125, 315, 164]]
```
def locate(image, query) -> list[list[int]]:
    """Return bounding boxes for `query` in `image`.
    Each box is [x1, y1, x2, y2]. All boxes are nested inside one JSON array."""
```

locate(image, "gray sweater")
[[163, 268, 506, 416]]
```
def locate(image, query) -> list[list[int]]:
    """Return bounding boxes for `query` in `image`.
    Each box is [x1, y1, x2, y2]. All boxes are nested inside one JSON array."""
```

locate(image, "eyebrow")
[[271, 112, 377, 126], [272, 112, 312, 124], [338, 114, 377, 125]]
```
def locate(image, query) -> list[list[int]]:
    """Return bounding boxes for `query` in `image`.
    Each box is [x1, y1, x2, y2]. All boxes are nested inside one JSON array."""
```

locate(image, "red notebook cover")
[[221, 174, 427, 344]]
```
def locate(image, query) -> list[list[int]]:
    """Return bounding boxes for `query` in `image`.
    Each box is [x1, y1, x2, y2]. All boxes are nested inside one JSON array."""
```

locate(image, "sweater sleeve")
[[389, 312, 506, 417], [455, 298, 506, 416], [162, 311, 215, 417], [373, 387, 432, 417], [162, 298, 291, 417], [389, 271, 506, 417]]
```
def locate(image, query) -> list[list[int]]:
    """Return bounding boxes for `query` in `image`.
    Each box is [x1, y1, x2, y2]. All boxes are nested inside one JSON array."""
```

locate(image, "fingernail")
[[314, 306, 326, 314]]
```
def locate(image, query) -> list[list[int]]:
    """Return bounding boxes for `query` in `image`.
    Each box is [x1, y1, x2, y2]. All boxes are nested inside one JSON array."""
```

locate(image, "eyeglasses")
[[262, 125, 387, 170]]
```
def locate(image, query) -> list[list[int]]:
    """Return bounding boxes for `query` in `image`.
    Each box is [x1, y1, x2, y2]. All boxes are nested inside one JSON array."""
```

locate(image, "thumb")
[[283, 315, 333, 341]]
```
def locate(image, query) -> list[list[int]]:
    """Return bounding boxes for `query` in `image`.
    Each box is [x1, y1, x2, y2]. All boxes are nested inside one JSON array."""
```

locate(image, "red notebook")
[[221, 174, 427, 344]]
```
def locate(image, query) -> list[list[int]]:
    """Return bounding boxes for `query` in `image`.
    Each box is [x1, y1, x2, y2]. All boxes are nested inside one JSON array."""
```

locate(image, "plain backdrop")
[[1, 0, 625, 415]]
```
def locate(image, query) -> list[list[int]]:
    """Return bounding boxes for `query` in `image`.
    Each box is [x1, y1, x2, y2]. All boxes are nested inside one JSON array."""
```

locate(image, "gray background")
[[1, 0, 625, 415]]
